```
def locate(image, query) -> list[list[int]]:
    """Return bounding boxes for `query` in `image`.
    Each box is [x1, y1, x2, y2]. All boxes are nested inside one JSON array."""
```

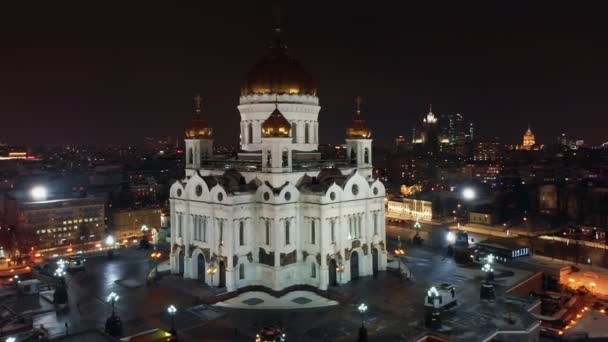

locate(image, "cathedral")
[[169, 26, 387, 292]]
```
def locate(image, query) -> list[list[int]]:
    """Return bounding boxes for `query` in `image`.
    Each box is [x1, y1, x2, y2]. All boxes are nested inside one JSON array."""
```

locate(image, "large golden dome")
[[262, 107, 291, 138], [185, 94, 213, 139], [241, 29, 316, 96], [346, 96, 372, 139]]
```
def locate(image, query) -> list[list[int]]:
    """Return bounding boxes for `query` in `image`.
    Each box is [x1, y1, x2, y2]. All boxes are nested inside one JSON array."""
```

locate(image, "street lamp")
[[207, 262, 218, 287], [105, 235, 115, 258], [150, 252, 162, 278], [480, 254, 496, 300], [357, 303, 368, 341], [462, 187, 475, 200], [107, 292, 119, 316], [105, 291, 122, 337], [30, 186, 47, 201], [357, 303, 368, 324], [394, 235, 406, 280], [6, 337, 16, 342], [167, 305, 177, 336]]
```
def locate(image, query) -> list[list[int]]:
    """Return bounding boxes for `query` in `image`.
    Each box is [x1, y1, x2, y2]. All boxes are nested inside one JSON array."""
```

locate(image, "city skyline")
[[1, 2, 607, 146]]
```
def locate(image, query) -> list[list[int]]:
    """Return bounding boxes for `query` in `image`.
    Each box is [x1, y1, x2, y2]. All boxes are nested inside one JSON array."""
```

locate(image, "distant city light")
[[105, 235, 115, 246], [446, 231, 456, 244], [30, 186, 48, 201], [462, 188, 475, 200]]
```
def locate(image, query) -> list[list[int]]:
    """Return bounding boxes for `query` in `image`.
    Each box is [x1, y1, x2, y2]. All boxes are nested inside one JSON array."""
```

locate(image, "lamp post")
[[357, 303, 368, 342], [167, 305, 177, 336], [150, 252, 161, 278], [480, 254, 496, 300], [207, 261, 218, 287], [425, 286, 442, 329], [140, 225, 150, 249], [105, 235, 115, 259], [105, 292, 122, 337], [394, 235, 406, 280], [413, 220, 422, 245]]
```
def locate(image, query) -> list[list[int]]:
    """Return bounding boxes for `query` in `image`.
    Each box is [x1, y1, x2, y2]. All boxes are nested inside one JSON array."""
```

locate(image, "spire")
[[193, 94, 203, 114], [355, 96, 363, 116], [429, 103, 433, 114], [270, 0, 287, 51]]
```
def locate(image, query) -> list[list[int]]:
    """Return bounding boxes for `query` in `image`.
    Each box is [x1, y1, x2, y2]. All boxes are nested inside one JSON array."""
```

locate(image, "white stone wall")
[[169, 170, 387, 292]]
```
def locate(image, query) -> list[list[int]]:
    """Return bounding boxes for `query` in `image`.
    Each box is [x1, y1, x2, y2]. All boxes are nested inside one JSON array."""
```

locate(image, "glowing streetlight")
[[150, 252, 162, 276], [207, 263, 218, 287], [167, 305, 177, 335], [106, 292, 119, 316], [462, 188, 475, 200], [446, 231, 456, 244], [105, 235, 115, 246], [6, 337, 16, 342], [394, 235, 406, 280], [357, 303, 368, 325], [30, 186, 48, 201]]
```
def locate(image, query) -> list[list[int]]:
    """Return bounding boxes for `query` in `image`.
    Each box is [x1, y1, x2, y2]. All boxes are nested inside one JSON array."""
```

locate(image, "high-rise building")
[[169, 25, 387, 292], [473, 139, 503, 162]]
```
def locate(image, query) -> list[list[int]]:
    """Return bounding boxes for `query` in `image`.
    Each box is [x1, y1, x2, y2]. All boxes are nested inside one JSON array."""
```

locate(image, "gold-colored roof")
[[241, 28, 316, 96], [262, 107, 291, 138], [185, 94, 213, 139], [346, 96, 372, 139]]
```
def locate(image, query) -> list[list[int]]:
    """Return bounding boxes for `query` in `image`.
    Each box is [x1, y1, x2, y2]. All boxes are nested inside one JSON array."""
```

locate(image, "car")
[[67, 256, 85, 272]]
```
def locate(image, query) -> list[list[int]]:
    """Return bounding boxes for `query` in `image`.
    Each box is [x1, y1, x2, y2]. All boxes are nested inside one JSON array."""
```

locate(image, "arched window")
[[285, 220, 290, 245], [305, 123, 310, 144], [265, 220, 270, 245], [282, 149, 289, 167], [202, 217, 207, 242], [248, 123, 253, 144], [331, 220, 335, 243], [311, 220, 315, 244], [364, 148, 370, 164], [266, 150, 272, 167], [350, 149, 356, 164], [239, 221, 245, 246], [311, 263, 316, 278], [373, 213, 378, 235], [219, 220, 224, 244], [239, 263, 245, 279], [292, 122, 297, 143], [188, 148, 193, 165]]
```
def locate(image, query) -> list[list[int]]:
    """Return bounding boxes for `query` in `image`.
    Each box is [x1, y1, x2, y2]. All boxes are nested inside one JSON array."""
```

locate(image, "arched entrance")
[[372, 248, 379, 276], [219, 260, 226, 288], [328, 259, 337, 286], [197, 254, 205, 283], [178, 250, 185, 275], [350, 251, 359, 280]]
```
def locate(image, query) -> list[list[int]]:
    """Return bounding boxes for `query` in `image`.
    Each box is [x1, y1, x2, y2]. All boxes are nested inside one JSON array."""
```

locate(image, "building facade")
[[169, 27, 387, 292], [3, 196, 106, 253]]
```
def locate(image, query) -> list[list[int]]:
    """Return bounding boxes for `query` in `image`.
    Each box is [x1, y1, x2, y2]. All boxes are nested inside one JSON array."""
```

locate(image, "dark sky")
[[1, 2, 607, 146]]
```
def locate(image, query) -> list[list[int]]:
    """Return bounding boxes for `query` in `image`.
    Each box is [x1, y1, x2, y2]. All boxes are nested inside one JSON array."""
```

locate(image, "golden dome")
[[185, 94, 213, 139], [262, 107, 291, 138], [346, 96, 372, 139], [241, 29, 316, 96]]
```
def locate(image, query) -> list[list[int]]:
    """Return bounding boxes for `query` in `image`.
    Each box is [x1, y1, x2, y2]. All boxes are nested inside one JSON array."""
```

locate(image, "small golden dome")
[[241, 28, 316, 96], [185, 94, 213, 139], [262, 107, 291, 138], [346, 96, 372, 139]]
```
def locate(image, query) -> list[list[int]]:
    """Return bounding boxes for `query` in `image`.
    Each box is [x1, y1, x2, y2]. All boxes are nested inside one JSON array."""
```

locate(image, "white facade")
[[169, 31, 387, 293]]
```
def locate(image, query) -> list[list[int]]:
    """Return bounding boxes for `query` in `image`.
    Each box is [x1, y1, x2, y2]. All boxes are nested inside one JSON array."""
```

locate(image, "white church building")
[[169, 26, 387, 293]]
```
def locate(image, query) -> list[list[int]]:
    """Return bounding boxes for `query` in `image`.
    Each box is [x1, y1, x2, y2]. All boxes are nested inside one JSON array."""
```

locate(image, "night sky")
[[1, 2, 607, 146]]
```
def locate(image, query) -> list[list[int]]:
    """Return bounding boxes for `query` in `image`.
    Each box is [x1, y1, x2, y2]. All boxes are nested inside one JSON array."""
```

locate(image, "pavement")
[[2, 238, 540, 341]]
